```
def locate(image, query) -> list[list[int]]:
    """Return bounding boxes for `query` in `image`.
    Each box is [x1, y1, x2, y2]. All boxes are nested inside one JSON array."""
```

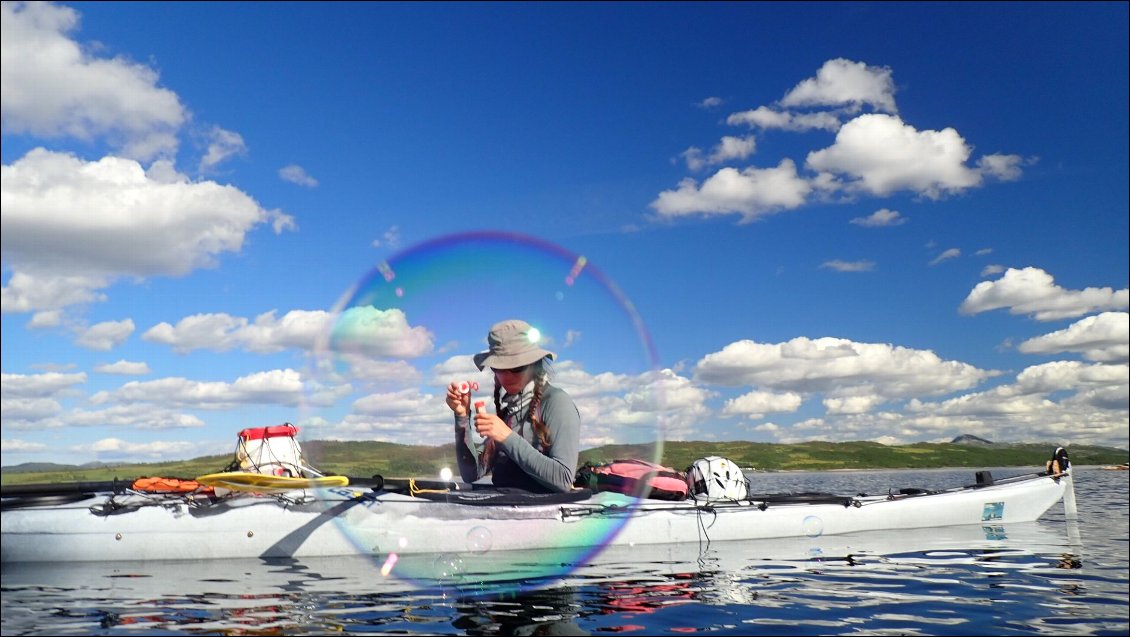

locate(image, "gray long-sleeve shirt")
[[454, 384, 580, 493]]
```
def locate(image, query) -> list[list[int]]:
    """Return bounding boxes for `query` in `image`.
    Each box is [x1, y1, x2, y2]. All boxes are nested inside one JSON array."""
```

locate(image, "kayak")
[[0, 466, 1073, 565]]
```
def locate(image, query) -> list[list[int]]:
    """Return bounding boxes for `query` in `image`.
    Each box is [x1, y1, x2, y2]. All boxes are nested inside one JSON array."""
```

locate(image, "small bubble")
[[466, 526, 492, 553], [432, 553, 466, 581], [802, 515, 824, 538]]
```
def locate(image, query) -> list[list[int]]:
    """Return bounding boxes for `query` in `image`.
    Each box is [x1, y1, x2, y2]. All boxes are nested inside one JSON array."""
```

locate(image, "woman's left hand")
[[473, 411, 513, 443]]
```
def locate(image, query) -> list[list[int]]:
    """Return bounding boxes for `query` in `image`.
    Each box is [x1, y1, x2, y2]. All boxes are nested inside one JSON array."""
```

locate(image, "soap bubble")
[[466, 526, 492, 554], [301, 231, 665, 592], [802, 515, 825, 538]]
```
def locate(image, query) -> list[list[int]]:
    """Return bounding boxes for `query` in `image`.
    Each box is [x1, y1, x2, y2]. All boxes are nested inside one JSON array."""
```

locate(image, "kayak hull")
[[0, 471, 1070, 563]]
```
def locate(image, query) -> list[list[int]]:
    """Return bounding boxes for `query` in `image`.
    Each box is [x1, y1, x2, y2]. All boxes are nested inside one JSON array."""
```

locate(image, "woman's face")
[[493, 363, 534, 394]]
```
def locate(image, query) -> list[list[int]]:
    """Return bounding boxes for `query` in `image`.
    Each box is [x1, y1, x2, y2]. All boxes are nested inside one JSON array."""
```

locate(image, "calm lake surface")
[[2, 466, 1127, 635]]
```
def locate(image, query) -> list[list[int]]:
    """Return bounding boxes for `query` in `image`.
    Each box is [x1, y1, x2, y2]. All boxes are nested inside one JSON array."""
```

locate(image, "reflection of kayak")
[[0, 467, 1072, 564], [0, 520, 1076, 597]]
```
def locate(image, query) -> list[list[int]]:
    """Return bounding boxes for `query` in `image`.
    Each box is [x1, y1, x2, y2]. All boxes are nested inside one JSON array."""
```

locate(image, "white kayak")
[[0, 467, 1073, 565]]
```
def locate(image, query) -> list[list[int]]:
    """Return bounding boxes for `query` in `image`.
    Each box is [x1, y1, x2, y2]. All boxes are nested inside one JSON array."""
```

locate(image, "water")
[[2, 466, 1127, 635]]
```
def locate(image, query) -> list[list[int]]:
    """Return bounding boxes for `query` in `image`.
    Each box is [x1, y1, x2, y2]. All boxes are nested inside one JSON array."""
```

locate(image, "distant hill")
[[951, 434, 994, 446], [2, 439, 1127, 486]]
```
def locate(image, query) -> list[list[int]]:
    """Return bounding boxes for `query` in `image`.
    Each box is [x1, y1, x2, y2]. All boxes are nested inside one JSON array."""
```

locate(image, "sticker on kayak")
[[982, 501, 1004, 521], [195, 472, 349, 493]]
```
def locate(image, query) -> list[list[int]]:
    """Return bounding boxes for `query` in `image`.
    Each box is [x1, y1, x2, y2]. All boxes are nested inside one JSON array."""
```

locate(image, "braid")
[[530, 373, 551, 449]]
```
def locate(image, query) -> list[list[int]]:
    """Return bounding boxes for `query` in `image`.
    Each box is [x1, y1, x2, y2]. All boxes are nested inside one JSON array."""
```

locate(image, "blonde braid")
[[530, 373, 551, 450]]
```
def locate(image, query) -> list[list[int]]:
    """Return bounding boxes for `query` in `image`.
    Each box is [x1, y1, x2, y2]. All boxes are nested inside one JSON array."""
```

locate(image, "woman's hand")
[[474, 411, 513, 444], [445, 382, 470, 417]]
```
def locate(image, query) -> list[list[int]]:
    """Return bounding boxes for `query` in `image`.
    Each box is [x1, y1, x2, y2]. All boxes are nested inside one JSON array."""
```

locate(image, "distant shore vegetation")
[[2, 439, 1127, 486]]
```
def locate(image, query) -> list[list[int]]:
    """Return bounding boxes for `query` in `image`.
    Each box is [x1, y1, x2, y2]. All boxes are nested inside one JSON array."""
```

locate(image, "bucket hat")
[[473, 319, 555, 371]]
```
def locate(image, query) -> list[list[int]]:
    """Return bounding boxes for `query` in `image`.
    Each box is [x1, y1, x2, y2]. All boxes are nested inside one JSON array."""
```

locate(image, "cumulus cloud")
[[694, 336, 992, 411], [1, 371, 86, 397], [80, 437, 205, 461], [681, 135, 757, 171], [653, 59, 1026, 223], [279, 164, 319, 187], [959, 267, 1129, 321], [75, 318, 134, 351], [899, 360, 1128, 447], [131, 306, 432, 365], [806, 114, 1019, 198], [1, 439, 48, 453], [92, 368, 321, 410], [1, 149, 293, 313], [726, 106, 841, 132], [0, 371, 85, 425], [850, 208, 905, 227], [1, 1, 186, 161], [1018, 312, 1129, 363], [722, 390, 803, 419], [780, 58, 898, 114], [650, 159, 812, 222]]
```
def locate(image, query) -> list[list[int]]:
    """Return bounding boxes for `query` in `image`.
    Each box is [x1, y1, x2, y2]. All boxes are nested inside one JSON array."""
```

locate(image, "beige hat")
[[473, 319, 555, 371]]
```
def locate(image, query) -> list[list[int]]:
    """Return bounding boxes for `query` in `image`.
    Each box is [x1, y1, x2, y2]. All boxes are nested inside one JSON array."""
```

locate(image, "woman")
[[445, 319, 580, 493]]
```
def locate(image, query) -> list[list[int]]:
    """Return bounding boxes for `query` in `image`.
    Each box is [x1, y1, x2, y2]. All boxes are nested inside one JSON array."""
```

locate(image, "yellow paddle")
[[195, 472, 349, 493]]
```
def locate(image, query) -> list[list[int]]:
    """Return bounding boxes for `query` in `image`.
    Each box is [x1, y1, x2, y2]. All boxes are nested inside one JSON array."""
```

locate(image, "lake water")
[[2, 466, 1127, 635]]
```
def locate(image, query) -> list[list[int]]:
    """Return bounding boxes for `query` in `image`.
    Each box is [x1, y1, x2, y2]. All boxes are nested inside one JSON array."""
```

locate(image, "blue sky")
[[2, 1, 1127, 468]]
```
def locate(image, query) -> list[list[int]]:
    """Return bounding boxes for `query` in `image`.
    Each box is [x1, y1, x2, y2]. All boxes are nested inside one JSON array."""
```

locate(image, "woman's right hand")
[[445, 382, 470, 417]]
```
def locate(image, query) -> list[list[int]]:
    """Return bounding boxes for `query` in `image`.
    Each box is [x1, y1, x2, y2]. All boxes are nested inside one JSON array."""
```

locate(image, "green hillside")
[[2, 439, 1126, 486]]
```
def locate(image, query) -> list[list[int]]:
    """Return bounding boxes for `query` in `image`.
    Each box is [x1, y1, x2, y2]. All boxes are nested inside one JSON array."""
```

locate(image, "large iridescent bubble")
[[301, 231, 665, 592]]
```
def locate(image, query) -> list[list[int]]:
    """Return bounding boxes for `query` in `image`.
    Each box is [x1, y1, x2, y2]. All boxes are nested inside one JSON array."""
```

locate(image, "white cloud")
[[279, 164, 319, 187], [697, 96, 723, 108], [681, 135, 757, 171], [94, 368, 311, 410], [694, 336, 992, 405], [722, 390, 803, 418], [726, 106, 840, 132], [780, 59, 898, 113], [94, 360, 151, 375], [650, 159, 812, 222], [981, 264, 1005, 277], [823, 395, 883, 414], [959, 267, 1129, 321], [1, 149, 287, 313], [1018, 312, 1129, 363], [198, 126, 247, 172], [929, 248, 961, 266], [0, 1, 186, 161], [1, 371, 86, 397], [1, 270, 109, 314], [75, 318, 134, 351], [850, 208, 905, 227], [807, 114, 1013, 198], [81, 437, 205, 461], [898, 360, 1129, 447], [821, 259, 876, 272], [1, 439, 48, 453]]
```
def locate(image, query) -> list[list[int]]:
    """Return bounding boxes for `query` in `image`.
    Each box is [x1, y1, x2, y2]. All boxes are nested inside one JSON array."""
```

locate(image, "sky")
[[2, 1, 1127, 469]]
